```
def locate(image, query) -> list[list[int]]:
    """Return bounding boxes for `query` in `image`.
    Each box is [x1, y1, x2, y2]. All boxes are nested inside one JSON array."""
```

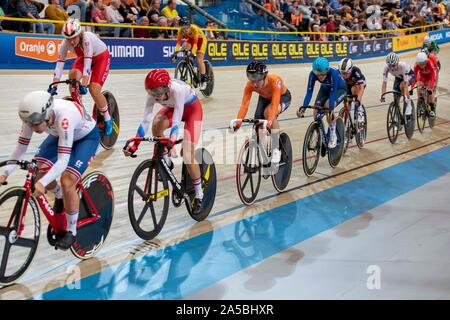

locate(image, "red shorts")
[[71, 49, 110, 86], [416, 73, 435, 90], [156, 97, 203, 144]]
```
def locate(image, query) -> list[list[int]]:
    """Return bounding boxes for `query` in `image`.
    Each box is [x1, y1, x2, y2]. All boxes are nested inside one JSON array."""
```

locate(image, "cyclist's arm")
[[170, 90, 185, 139], [81, 37, 94, 86], [236, 82, 253, 125], [329, 72, 338, 109], [303, 71, 316, 107], [429, 61, 438, 89], [39, 120, 75, 187], [354, 68, 366, 101], [267, 79, 282, 123], [2, 124, 33, 177], [175, 30, 182, 52], [411, 64, 419, 89], [191, 28, 199, 55], [53, 41, 69, 81], [135, 95, 155, 138], [381, 65, 389, 95]]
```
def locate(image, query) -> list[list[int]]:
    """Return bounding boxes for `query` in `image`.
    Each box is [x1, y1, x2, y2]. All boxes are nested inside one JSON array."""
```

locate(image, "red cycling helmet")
[[145, 69, 171, 96]]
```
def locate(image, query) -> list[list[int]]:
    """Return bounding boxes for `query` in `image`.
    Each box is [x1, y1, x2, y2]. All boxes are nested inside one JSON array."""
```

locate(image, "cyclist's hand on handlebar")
[[48, 86, 58, 96], [0, 175, 7, 186], [380, 96, 385, 103], [78, 85, 88, 95], [33, 181, 45, 198], [296, 107, 306, 118], [427, 88, 433, 95], [123, 144, 137, 157], [228, 125, 239, 134], [409, 89, 414, 96], [171, 52, 177, 62]]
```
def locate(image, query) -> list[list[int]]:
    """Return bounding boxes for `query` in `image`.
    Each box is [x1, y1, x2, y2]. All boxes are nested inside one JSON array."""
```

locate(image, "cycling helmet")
[[338, 58, 353, 73], [246, 60, 268, 82], [416, 52, 428, 65], [312, 57, 329, 74], [386, 52, 399, 66], [62, 19, 82, 39], [421, 47, 430, 56], [423, 35, 432, 46], [18, 91, 54, 125], [145, 69, 171, 96], [179, 17, 191, 27]]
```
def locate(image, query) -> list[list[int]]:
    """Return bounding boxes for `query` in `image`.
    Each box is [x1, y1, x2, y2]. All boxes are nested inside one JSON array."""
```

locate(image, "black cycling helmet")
[[246, 60, 268, 82], [180, 17, 191, 27]]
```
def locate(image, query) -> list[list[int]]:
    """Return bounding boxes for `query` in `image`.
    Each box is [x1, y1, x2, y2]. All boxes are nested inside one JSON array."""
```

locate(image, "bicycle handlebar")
[[124, 136, 184, 158], [49, 79, 81, 91], [0, 159, 37, 171], [381, 90, 404, 100], [229, 118, 269, 129]]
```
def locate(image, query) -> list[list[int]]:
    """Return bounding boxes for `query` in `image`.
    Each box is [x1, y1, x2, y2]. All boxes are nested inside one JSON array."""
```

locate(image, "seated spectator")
[[18, 0, 55, 34], [264, 0, 273, 12], [119, 0, 137, 24], [291, 8, 303, 31], [64, 0, 87, 22], [275, 10, 289, 31], [204, 20, 216, 40], [128, 0, 145, 17], [147, 0, 168, 37], [106, 0, 131, 37], [45, 0, 69, 35], [161, 0, 180, 28], [134, 15, 150, 38]]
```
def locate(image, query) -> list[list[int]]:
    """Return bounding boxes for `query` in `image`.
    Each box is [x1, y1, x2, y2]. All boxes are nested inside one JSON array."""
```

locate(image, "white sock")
[[99, 105, 111, 121], [66, 211, 79, 236], [193, 178, 203, 200], [48, 184, 63, 199]]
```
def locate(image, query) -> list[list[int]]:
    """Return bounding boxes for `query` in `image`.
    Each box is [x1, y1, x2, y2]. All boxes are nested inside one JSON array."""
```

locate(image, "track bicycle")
[[382, 90, 415, 144], [338, 95, 368, 154]]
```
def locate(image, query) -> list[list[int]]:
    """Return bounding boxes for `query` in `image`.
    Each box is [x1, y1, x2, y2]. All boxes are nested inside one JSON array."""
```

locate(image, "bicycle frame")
[[176, 50, 199, 85]]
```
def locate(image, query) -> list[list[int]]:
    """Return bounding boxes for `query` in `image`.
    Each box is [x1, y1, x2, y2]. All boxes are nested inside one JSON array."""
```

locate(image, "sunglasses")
[[19, 112, 45, 125], [147, 86, 169, 96], [314, 71, 328, 77], [247, 72, 265, 82]]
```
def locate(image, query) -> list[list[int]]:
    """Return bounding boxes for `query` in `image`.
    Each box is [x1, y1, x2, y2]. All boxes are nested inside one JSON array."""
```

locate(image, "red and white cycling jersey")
[[382, 61, 414, 82], [411, 60, 438, 89], [3, 99, 96, 186], [54, 31, 108, 79]]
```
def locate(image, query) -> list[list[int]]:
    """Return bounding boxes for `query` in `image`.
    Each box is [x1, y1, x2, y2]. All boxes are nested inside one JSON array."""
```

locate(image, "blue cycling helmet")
[[312, 57, 329, 74]]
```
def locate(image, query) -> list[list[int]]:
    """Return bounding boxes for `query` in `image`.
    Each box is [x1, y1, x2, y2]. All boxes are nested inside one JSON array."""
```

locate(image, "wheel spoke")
[[136, 203, 150, 226], [0, 241, 12, 277], [241, 173, 250, 191], [135, 186, 147, 200], [249, 172, 255, 194], [14, 237, 37, 249], [149, 204, 158, 229]]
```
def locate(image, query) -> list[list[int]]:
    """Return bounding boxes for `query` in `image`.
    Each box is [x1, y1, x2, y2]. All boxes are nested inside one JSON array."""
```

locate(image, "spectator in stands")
[[18, 0, 55, 34], [128, 0, 146, 17], [134, 15, 150, 38], [205, 20, 216, 40], [119, 0, 137, 24], [64, 0, 87, 22], [291, 7, 303, 30], [161, 0, 180, 28], [275, 10, 290, 30], [147, 0, 169, 38], [106, 0, 131, 37], [45, 0, 69, 35]]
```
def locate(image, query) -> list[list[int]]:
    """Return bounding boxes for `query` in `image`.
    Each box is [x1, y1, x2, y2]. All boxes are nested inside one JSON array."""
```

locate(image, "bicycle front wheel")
[[0, 187, 40, 286], [356, 105, 368, 149], [338, 107, 351, 155], [404, 101, 415, 140], [128, 160, 169, 240], [416, 98, 427, 133], [174, 60, 193, 87], [387, 102, 400, 144], [236, 139, 261, 206], [302, 122, 321, 177], [71, 171, 114, 259], [200, 60, 214, 97]]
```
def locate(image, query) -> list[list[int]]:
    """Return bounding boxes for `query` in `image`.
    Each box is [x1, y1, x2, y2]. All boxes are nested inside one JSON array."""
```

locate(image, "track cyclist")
[[422, 35, 440, 55], [50, 18, 113, 136], [0, 91, 99, 250], [122, 69, 205, 214], [337, 57, 366, 124], [411, 52, 438, 117], [230, 60, 292, 164], [298, 56, 347, 148], [172, 17, 209, 89], [380, 52, 415, 116]]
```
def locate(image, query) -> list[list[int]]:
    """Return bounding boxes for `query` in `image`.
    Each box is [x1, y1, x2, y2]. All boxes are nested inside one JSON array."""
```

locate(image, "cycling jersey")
[[343, 66, 366, 88], [3, 99, 97, 186], [137, 79, 202, 143], [237, 74, 287, 123], [303, 67, 347, 109], [422, 40, 440, 54], [428, 52, 440, 71], [54, 31, 109, 80], [411, 60, 438, 90], [175, 24, 207, 55], [382, 61, 414, 82]]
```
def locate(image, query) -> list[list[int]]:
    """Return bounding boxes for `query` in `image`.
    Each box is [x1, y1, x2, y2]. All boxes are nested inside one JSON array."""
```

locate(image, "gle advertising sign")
[[15, 36, 76, 62]]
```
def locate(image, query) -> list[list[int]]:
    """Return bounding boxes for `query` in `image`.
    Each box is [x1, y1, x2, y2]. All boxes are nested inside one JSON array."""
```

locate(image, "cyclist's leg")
[[196, 38, 207, 78], [153, 107, 173, 166], [351, 84, 365, 120], [68, 59, 83, 98], [90, 51, 112, 134], [254, 95, 271, 155]]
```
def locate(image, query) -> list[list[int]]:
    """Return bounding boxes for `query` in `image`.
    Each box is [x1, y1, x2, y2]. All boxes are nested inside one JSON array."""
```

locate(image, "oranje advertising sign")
[[15, 37, 76, 63], [393, 32, 427, 51]]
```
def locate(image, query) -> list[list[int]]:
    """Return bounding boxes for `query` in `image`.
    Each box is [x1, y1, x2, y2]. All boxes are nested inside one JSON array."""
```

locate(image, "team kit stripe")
[[18, 137, 30, 145], [35, 157, 54, 168], [58, 147, 72, 154], [66, 166, 81, 180]]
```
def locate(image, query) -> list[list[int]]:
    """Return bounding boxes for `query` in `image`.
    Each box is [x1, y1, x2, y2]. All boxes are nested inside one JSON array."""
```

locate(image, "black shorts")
[[254, 89, 291, 119], [393, 74, 414, 92], [314, 85, 347, 111]]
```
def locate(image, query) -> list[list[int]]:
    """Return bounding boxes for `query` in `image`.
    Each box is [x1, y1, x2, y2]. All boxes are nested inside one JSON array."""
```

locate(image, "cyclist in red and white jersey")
[[50, 19, 113, 136], [411, 52, 438, 117], [123, 69, 205, 214], [380, 52, 415, 116]]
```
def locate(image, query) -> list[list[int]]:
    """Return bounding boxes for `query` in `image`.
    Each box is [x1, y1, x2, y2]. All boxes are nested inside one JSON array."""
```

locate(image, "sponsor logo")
[[350, 44, 359, 54], [108, 45, 145, 58], [163, 46, 176, 57], [363, 42, 372, 53], [61, 117, 69, 130], [385, 40, 393, 50], [75, 160, 83, 168], [431, 33, 443, 40], [15, 37, 76, 62], [373, 41, 381, 52]]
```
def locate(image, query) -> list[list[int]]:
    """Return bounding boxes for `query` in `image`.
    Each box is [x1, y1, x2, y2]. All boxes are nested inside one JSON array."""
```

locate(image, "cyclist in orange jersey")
[[230, 61, 291, 164]]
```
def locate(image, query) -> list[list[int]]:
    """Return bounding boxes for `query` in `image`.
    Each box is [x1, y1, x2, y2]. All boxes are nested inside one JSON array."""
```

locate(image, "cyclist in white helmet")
[[50, 19, 114, 136], [0, 91, 100, 250], [380, 52, 415, 115]]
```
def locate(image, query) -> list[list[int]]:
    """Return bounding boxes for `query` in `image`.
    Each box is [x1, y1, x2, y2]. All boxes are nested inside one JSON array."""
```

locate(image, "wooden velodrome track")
[[0, 44, 449, 299]]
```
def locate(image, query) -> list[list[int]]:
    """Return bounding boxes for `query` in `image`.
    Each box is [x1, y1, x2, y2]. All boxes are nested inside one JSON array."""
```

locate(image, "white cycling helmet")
[[416, 52, 428, 65], [423, 35, 432, 46], [338, 58, 353, 73], [386, 52, 399, 66], [18, 91, 54, 125], [62, 19, 82, 39]]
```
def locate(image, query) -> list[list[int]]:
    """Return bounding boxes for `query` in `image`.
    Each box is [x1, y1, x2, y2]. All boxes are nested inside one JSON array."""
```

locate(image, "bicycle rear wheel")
[[71, 172, 114, 259], [183, 148, 217, 221], [0, 187, 40, 286], [404, 101, 415, 140], [387, 102, 400, 144], [236, 139, 261, 206], [175, 60, 193, 87], [328, 117, 345, 168], [200, 60, 214, 97], [338, 107, 351, 155], [95, 91, 120, 150], [302, 122, 321, 176], [272, 132, 292, 192], [128, 160, 169, 240], [416, 98, 427, 133], [356, 105, 368, 149]]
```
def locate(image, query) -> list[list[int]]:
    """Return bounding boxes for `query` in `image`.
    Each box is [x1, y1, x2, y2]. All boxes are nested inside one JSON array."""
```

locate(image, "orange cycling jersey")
[[237, 74, 287, 123], [175, 24, 207, 55]]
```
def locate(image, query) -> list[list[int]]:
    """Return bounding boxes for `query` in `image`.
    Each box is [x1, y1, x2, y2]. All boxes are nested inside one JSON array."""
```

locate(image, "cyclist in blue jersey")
[[299, 57, 347, 148]]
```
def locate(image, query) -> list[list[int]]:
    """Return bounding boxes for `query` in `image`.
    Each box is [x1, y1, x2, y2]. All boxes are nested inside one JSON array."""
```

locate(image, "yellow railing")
[[1, 16, 449, 37]]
